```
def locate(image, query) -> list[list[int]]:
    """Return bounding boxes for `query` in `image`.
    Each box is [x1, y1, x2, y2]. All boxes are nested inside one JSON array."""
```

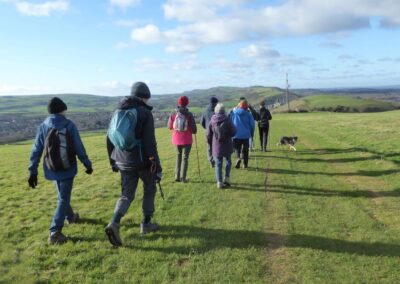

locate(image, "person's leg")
[[264, 125, 270, 151], [49, 178, 74, 234], [233, 139, 241, 168], [140, 170, 159, 234], [112, 170, 139, 223], [242, 139, 249, 167], [181, 145, 192, 182], [105, 170, 139, 246], [224, 155, 232, 186], [207, 141, 215, 167], [259, 126, 263, 150], [214, 156, 223, 182], [175, 145, 183, 181]]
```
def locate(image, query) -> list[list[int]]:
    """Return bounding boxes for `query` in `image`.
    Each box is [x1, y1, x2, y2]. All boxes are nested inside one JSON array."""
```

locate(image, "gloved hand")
[[154, 172, 162, 183], [85, 166, 93, 175], [111, 164, 119, 173], [28, 174, 38, 189]]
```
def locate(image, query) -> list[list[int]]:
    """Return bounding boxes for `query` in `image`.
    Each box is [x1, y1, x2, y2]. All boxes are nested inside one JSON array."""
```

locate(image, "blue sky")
[[1, 0, 400, 96]]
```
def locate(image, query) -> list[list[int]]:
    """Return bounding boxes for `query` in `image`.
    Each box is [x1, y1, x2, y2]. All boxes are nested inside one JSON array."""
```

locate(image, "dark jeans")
[[50, 178, 75, 233], [259, 125, 270, 151], [214, 155, 232, 182], [114, 170, 157, 219], [175, 145, 192, 180], [233, 138, 249, 166]]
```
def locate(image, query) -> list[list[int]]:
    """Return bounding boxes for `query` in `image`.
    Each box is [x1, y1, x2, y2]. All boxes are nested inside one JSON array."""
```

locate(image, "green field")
[[283, 95, 400, 112], [1, 111, 400, 283]]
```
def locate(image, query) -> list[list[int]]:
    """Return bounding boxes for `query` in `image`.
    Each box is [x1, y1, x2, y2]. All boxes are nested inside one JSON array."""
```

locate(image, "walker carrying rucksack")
[[108, 108, 140, 150], [173, 111, 189, 132], [44, 122, 76, 171]]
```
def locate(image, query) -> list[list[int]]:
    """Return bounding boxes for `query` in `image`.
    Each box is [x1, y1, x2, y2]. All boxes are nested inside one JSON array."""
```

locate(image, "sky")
[[1, 0, 400, 96]]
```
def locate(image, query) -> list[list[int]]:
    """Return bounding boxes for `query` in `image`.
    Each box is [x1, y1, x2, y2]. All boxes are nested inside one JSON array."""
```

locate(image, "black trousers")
[[233, 138, 249, 166], [259, 125, 270, 151]]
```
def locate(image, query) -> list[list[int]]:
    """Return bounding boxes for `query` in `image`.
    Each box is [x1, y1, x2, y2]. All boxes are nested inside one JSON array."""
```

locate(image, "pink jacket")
[[168, 107, 197, 146]]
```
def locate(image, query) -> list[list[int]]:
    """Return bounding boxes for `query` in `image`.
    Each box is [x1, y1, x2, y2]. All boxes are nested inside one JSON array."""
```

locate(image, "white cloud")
[[15, 0, 68, 17], [240, 44, 280, 59], [0, 83, 54, 95], [130, 0, 400, 53], [110, 0, 140, 9], [131, 24, 162, 44]]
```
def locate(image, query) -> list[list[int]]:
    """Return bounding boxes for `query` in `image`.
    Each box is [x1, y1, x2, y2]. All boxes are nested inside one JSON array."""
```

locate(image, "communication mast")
[[286, 73, 290, 112]]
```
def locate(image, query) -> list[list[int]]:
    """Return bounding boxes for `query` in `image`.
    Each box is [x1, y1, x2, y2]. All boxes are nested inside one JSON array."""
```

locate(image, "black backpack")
[[214, 119, 231, 142], [44, 122, 76, 171]]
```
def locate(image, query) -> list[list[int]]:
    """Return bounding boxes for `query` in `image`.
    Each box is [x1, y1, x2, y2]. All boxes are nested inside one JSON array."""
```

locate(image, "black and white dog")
[[277, 136, 298, 151]]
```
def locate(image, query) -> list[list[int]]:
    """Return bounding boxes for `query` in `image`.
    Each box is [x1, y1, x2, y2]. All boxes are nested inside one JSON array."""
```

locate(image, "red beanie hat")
[[177, 96, 189, 107]]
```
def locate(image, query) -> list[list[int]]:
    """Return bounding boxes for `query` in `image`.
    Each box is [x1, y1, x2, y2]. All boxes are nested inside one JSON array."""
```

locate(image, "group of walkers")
[[27, 82, 271, 246]]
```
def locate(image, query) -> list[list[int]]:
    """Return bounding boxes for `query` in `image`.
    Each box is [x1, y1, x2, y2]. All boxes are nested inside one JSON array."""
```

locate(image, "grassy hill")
[[1, 111, 400, 282], [0, 86, 287, 115], [276, 95, 400, 113]]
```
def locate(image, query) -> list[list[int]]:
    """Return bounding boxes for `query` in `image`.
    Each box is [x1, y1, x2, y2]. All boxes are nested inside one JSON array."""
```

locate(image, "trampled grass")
[[1, 111, 399, 283]]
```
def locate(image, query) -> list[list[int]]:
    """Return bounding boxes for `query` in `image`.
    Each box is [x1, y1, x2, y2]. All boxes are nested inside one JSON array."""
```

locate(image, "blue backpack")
[[108, 108, 140, 150]]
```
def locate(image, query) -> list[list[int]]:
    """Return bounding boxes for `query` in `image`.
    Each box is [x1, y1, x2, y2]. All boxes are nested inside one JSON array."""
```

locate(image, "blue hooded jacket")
[[230, 107, 255, 139], [29, 114, 92, 181]]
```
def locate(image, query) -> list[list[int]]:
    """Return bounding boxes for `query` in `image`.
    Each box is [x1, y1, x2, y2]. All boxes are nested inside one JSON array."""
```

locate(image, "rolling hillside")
[[276, 95, 400, 113]]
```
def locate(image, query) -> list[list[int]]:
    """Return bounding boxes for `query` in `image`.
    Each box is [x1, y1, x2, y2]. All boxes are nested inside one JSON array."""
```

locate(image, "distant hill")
[[276, 95, 400, 113], [0, 86, 292, 115]]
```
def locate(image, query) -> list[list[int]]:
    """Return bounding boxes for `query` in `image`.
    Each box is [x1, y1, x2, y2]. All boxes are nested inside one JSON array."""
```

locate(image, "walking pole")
[[194, 134, 202, 180]]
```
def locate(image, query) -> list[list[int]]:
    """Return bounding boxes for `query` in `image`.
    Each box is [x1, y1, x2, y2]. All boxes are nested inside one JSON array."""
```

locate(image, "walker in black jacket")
[[257, 102, 272, 152]]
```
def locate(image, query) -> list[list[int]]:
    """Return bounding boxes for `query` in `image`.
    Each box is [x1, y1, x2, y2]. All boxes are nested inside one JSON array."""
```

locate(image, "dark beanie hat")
[[48, 97, 67, 114], [130, 81, 151, 98], [178, 96, 189, 107], [210, 97, 218, 105]]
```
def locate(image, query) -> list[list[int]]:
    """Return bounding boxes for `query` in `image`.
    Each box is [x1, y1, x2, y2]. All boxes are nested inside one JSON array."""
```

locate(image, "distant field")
[[1, 111, 400, 282], [280, 95, 400, 113]]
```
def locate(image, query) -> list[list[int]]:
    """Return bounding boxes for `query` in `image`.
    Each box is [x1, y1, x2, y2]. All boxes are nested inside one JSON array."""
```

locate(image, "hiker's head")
[[48, 97, 67, 114], [239, 96, 246, 102], [239, 100, 248, 110], [260, 101, 266, 107], [177, 96, 189, 107], [131, 82, 151, 102], [210, 97, 218, 106], [214, 103, 225, 114]]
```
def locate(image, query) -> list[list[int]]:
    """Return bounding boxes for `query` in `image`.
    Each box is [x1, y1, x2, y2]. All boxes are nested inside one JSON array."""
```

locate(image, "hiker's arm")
[[167, 113, 173, 130], [230, 121, 237, 137], [106, 135, 115, 165], [71, 123, 92, 169], [206, 121, 213, 145], [249, 113, 255, 137], [143, 113, 162, 172], [28, 125, 45, 175], [268, 110, 272, 120], [189, 113, 197, 134]]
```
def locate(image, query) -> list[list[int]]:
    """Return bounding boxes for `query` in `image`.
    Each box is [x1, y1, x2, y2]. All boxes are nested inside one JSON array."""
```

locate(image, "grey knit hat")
[[130, 82, 151, 98], [214, 103, 225, 114]]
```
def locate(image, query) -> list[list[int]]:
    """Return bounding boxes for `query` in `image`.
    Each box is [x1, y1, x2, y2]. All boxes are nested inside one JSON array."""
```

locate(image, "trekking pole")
[[157, 181, 165, 200], [194, 134, 202, 180]]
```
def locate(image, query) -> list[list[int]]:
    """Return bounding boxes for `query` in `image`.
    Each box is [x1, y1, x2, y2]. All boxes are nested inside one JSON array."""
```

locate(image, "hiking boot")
[[217, 182, 225, 189], [140, 222, 160, 234], [223, 177, 231, 187], [211, 161, 215, 168], [243, 164, 248, 169], [181, 178, 189, 183], [67, 213, 80, 224], [105, 222, 122, 247], [48, 231, 67, 245], [235, 159, 241, 169], [175, 177, 181, 182]]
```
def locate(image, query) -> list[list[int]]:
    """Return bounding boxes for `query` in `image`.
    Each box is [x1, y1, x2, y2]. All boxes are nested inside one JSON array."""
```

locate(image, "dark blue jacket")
[[28, 114, 92, 181]]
